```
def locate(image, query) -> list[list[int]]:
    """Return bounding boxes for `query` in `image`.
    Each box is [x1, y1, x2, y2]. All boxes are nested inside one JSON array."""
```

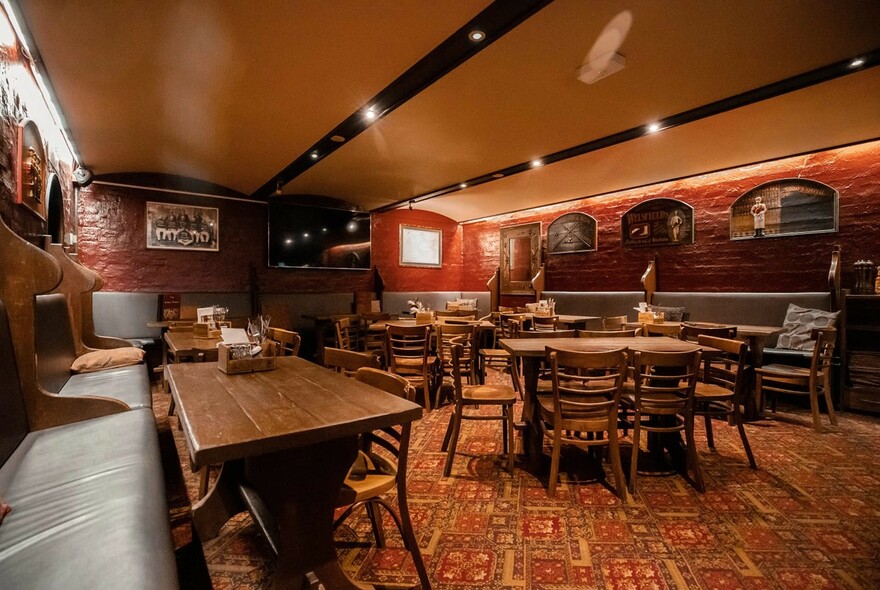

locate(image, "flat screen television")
[[267, 202, 371, 269]]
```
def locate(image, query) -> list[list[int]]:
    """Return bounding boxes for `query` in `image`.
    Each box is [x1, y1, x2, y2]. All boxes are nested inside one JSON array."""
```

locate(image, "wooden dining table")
[[502, 312, 600, 330], [167, 356, 423, 590], [500, 336, 715, 471]]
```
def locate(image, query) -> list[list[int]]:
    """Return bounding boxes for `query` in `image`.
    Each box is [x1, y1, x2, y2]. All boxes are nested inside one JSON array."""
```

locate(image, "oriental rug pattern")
[[156, 370, 880, 589]]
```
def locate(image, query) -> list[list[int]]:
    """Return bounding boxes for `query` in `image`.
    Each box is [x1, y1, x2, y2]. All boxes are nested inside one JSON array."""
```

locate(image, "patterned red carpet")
[[156, 371, 880, 589]]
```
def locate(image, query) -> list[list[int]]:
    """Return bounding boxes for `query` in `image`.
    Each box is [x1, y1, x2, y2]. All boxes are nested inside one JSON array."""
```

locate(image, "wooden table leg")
[[744, 335, 766, 421], [244, 437, 363, 590], [519, 357, 543, 472], [192, 460, 246, 541]]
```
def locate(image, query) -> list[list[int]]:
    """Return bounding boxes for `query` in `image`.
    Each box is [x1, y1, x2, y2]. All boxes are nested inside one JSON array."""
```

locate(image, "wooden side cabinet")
[[842, 294, 880, 414]]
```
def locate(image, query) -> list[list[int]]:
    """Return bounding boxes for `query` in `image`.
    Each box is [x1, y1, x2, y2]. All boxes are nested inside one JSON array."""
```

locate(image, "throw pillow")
[[649, 305, 687, 322], [71, 347, 145, 374], [776, 304, 840, 351], [455, 298, 477, 310]]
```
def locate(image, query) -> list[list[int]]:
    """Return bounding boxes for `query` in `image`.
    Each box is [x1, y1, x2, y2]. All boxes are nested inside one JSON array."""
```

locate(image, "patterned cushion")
[[649, 305, 687, 321], [776, 304, 840, 351]]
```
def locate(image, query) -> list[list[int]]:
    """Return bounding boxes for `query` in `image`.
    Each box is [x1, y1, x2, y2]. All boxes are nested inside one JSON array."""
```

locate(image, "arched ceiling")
[[16, 0, 880, 221]]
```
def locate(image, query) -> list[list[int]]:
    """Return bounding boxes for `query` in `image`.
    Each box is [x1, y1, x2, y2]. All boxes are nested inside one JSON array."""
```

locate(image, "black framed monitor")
[[268, 202, 371, 269]]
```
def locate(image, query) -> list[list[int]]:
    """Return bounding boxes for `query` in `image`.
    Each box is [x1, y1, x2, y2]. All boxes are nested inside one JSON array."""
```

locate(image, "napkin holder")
[[193, 322, 222, 339], [218, 343, 276, 374], [415, 311, 435, 325], [638, 311, 664, 324]]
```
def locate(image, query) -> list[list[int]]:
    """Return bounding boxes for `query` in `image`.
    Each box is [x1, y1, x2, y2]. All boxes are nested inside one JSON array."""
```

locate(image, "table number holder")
[[218, 343, 276, 374]]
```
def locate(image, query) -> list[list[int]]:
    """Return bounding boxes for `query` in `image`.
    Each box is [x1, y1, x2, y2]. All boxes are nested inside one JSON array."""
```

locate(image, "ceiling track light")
[[408, 201, 413, 210], [275, 180, 283, 195]]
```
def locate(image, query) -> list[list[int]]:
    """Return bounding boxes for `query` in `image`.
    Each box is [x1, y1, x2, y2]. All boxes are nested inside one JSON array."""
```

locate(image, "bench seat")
[[0, 409, 178, 589], [36, 293, 152, 410], [59, 364, 152, 409]]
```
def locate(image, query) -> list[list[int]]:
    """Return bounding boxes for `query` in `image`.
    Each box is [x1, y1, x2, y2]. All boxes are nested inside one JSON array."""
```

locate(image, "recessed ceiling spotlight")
[[531, 159, 543, 168], [850, 57, 865, 68], [284, 238, 293, 245], [468, 30, 485, 42], [330, 135, 345, 143], [459, 183, 468, 189], [492, 173, 504, 179], [646, 122, 661, 133], [310, 151, 319, 160], [365, 107, 377, 121]]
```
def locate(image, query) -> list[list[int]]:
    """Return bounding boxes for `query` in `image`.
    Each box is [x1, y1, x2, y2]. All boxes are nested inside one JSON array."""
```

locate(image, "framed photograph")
[[146, 201, 219, 251], [622, 198, 694, 247], [547, 212, 597, 254], [399, 225, 442, 268], [15, 118, 47, 220], [729, 178, 838, 240]]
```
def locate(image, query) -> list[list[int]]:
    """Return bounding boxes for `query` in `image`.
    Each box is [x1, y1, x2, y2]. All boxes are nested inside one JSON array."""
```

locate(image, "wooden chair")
[[532, 315, 559, 331], [323, 346, 380, 377], [334, 368, 431, 590], [435, 323, 477, 408], [334, 316, 362, 351], [694, 335, 756, 468], [680, 323, 737, 342], [386, 323, 439, 411], [516, 329, 577, 339], [499, 313, 526, 339], [538, 347, 629, 498], [434, 309, 459, 318], [578, 328, 640, 338], [642, 323, 682, 338], [602, 315, 629, 331], [755, 328, 838, 432], [622, 349, 704, 494], [362, 314, 390, 368], [267, 327, 301, 357], [442, 341, 516, 476]]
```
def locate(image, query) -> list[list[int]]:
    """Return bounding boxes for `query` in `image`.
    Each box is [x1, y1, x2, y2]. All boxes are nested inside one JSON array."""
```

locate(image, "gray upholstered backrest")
[[460, 291, 492, 315], [34, 294, 78, 394], [0, 299, 29, 466], [543, 291, 645, 321], [93, 292, 161, 339], [652, 292, 832, 327]]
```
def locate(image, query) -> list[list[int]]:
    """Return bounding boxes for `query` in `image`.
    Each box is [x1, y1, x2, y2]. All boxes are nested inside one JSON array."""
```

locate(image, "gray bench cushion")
[[652, 292, 832, 346], [60, 364, 152, 410], [542, 291, 644, 321], [0, 409, 178, 589]]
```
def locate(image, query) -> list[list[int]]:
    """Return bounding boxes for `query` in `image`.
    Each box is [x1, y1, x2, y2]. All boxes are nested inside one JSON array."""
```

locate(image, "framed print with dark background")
[[547, 212, 597, 254], [622, 198, 694, 247], [729, 178, 838, 241]]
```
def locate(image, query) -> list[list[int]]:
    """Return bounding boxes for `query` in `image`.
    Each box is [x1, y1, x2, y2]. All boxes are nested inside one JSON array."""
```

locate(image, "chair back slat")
[[578, 328, 640, 338], [632, 349, 702, 413], [324, 346, 379, 377]]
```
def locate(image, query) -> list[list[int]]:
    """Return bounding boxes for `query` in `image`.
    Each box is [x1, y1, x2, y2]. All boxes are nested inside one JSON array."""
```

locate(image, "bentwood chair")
[[532, 315, 560, 331], [538, 347, 629, 498], [755, 328, 838, 432], [602, 315, 629, 331], [334, 316, 362, 351], [642, 323, 683, 338], [442, 341, 516, 476], [267, 327, 301, 357], [334, 368, 432, 590], [679, 324, 737, 379], [323, 346, 380, 377], [622, 349, 704, 494], [693, 335, 756, 468], [386, 323, 439, 411], [578, 329, 640, 338]]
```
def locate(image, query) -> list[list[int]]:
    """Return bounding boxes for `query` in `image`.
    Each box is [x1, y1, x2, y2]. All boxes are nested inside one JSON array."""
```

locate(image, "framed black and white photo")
[[146, 202, 219, 251], [399, 225, 442, 268], [729, 178, 838, 240]]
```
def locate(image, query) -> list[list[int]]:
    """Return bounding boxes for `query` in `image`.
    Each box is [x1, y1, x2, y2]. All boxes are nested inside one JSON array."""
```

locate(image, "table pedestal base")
[[193, 437, 364, 590]]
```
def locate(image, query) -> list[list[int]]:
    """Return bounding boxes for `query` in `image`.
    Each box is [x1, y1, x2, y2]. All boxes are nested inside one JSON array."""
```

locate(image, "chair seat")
[[480, 349, 510, 359], [395, 355, 438, 369], [462, 383, 516, 403], [339, 451, 397, 504], [694, 381, 734, 400], [756, 363, 811, 378], [536, 395, 611, 431]]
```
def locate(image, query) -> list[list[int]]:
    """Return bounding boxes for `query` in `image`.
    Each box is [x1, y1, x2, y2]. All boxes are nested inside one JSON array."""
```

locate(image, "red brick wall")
[[77, 184, 463, 294], [78, 141, 879, 297], [463, 140, 880, 303]]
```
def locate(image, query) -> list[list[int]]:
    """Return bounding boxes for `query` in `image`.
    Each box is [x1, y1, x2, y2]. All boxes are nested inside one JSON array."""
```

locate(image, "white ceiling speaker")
[[577, 10, 632, 85]]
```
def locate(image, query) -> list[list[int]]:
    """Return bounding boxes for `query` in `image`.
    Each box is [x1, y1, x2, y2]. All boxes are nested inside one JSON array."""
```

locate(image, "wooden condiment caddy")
[[218, 343, 276, 374]]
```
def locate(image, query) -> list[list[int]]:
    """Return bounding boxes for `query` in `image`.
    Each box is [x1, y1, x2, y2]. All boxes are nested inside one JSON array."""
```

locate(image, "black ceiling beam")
[[251, 0, 554, 201], [375, 47, 880, 213]]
